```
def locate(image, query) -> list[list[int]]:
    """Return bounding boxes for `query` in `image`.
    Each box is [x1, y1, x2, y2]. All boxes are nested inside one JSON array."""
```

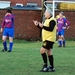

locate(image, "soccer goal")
[[44, 0, 75, 18]]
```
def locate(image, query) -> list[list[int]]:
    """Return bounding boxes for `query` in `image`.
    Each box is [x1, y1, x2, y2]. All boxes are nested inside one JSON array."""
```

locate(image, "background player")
[[0, 9, 15, 52], [56, 12, 69, 47]]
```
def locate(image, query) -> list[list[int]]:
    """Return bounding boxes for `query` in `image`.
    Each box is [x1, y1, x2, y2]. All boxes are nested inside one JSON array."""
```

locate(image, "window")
[[0, 1, 11, 9]]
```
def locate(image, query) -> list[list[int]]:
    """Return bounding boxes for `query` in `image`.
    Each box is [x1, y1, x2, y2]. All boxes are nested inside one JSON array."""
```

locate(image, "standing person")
[[57, 12, 68, 47], [33, 8, 57, 72], [0, 9, 15, 52]]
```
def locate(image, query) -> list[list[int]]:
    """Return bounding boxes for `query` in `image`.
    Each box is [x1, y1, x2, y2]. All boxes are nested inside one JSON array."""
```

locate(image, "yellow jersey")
[[42, 17, 57, 42]]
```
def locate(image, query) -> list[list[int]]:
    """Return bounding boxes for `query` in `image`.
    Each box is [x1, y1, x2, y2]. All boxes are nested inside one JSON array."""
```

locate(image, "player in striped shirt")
[[57, 12, 69, 47], [0, 9, 15, 52]]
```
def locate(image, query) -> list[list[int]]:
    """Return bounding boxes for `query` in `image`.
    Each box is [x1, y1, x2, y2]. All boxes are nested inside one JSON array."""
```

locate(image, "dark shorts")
[[42, 40, 54, 50]]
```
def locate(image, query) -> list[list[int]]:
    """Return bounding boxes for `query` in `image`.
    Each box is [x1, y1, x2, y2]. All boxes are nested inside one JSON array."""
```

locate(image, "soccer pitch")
[[0, 40, 75, 75]]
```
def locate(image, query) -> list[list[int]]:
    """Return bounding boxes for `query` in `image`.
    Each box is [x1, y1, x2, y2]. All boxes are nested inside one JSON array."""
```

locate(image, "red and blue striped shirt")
[[2, 13, 15, 28]]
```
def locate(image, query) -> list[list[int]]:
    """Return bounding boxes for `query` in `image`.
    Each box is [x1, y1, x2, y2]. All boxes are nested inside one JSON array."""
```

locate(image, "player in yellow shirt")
[[33, 8, 57, 72]]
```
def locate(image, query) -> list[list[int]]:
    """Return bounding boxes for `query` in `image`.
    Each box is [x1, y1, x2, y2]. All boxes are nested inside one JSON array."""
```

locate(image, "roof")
[[11, 6, 42, 11]]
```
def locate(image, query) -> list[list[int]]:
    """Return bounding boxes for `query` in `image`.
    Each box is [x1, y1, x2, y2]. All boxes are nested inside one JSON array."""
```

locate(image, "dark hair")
[[7, 9, 12, 13], [60, 11, 64, 15]]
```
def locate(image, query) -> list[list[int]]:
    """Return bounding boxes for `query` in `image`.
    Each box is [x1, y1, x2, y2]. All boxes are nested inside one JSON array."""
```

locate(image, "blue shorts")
[[57, 29, 65, 36], [3, 28, 14, 37]]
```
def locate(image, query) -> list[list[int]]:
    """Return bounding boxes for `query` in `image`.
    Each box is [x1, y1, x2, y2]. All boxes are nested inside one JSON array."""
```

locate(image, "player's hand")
[[67, 26, 69, 29], [0, 28, 3, 33], [33, 20, 39, 26], [56, 27, 58, 30], [39, 22, 43, 28]]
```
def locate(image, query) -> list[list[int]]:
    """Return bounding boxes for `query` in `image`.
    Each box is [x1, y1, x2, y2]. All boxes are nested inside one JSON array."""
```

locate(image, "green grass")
[[0, 40, 75, 75]]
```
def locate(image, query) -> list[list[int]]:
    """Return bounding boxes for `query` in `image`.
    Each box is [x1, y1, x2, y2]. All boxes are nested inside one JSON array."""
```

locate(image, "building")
[[0, 0, 42, 40], [0, 0, 75, 40]]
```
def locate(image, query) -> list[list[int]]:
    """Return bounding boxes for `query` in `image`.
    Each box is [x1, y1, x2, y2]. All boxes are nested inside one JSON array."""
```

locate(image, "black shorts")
[[42, 40, 54, 50]]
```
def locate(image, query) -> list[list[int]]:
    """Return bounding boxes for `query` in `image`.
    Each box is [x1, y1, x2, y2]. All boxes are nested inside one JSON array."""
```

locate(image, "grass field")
[[0, 40, 75, 75]]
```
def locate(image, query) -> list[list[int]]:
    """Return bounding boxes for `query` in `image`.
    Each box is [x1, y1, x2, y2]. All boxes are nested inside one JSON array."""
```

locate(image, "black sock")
[[48, 55, 54, 68], [41, 53, 47, 67]]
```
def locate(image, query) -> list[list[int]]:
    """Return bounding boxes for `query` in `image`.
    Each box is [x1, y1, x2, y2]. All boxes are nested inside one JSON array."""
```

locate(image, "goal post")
[[44, 0, 75, 18]]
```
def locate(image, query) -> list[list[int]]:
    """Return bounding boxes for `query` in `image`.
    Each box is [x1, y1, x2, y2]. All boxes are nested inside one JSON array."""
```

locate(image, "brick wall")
[[11, 0, 42, 6], [13, 10, 42, 40], [0, 0, 75, 40], [0, 9, 42, 40], [0, 9, 75, 40], [0, 0, 42, 6], [0, 0, 42, 40]]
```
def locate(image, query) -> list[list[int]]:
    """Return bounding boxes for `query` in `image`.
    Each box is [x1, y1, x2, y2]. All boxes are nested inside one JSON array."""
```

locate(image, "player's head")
[[7, 9, 12, 13], [59, 12, 64, 18], [44, 8, 53, 19]]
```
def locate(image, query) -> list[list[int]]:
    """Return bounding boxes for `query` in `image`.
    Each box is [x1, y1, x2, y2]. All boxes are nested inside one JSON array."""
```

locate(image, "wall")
[[11, 0, 42, 6], [0, 9, 42, 40], [0, 0, 42, 40], [0, 0, 42, 6], [0, 0, 75, 40], [13, 9, 42, 40]]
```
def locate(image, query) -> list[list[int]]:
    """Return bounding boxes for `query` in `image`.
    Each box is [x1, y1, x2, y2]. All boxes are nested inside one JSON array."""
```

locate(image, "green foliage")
[[0, 40, 75, 75]]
